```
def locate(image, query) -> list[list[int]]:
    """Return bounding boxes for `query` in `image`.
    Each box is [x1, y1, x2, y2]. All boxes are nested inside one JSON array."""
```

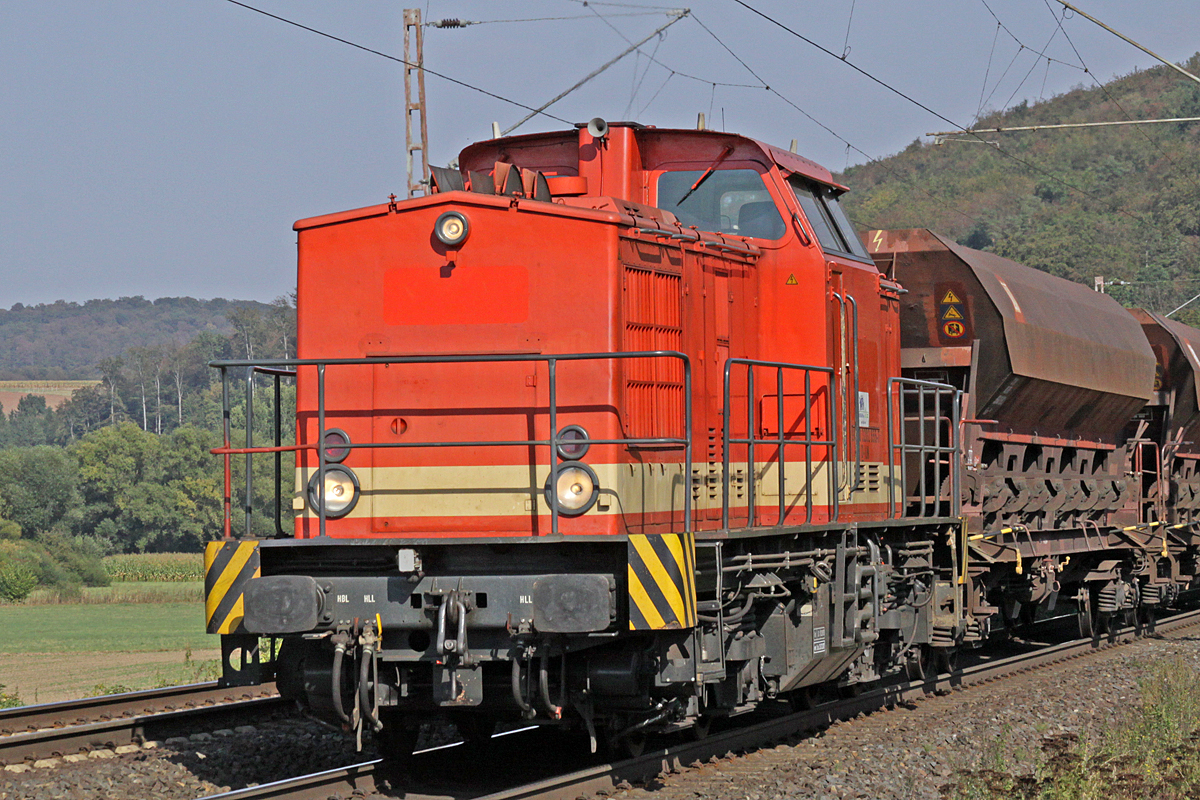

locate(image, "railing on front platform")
[[210, 351, 692, 538]]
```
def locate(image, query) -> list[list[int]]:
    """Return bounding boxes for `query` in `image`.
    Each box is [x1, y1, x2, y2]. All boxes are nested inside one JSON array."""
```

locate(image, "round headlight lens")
[[555, 425, 590, 460], [307, 465, 360, 518], [321, 428, 351, 463], [434, 211, 470, 246], [544, 461, 599, 516]]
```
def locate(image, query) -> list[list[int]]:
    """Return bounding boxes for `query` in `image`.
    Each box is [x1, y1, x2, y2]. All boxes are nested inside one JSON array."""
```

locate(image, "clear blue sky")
[[2, 0, 1196, 306]]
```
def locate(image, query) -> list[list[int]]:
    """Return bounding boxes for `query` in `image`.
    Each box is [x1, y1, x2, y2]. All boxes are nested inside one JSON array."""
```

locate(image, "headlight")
[[544, 461, 599, 516], [434, 211, 470, 246], [555, 425, 590, 460], [321, 428, 351, 463], [307, 465, 360, 518]]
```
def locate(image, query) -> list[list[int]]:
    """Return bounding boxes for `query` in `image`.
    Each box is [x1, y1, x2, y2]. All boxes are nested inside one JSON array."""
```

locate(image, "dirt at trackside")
[[0, 650, 222, 704]]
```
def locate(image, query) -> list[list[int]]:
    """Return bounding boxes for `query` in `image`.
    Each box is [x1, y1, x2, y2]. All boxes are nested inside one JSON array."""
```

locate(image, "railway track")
[[0, 681, 283, 765], [195, 607, 1200, 800]]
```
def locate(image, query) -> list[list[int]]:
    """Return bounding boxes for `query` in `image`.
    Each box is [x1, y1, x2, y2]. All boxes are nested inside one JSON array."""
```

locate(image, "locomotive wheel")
[[618, 732, 647, 759], [687, 715, 712, 741], [837, 683, 864, 699], [788, 685, 818, 711], [375, 714, 421, 767], [935, 647, 959, 675], [1076, 588, 1094, 640], [904, 645, 931, 682], [454, 715, 497, 749]]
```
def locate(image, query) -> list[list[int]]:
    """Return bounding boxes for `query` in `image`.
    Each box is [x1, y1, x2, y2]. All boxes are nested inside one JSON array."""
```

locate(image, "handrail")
[[211, 351, 692, 539], [886, 377, 961, 519], [721, 358, 838, 529]]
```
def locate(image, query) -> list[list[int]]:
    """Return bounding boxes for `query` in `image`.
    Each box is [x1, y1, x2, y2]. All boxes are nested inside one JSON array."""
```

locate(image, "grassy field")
[[0, 583, 221, 703], [0, 602, 212, 654]]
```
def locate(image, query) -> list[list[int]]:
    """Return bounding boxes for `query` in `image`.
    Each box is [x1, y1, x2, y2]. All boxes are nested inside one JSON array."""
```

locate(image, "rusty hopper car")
[[203, 122, 1200, 756]]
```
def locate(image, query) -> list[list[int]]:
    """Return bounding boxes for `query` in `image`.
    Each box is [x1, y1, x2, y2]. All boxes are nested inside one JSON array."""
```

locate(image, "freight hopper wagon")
[[204, 122, 970, 755], [869, 229, 1200, 639]]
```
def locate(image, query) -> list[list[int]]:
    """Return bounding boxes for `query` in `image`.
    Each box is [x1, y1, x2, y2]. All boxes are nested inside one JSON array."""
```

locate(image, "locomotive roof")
[[459, 123, 847, 192]]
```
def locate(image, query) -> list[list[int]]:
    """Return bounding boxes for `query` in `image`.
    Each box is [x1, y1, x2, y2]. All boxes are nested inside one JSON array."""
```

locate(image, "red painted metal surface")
[[284, 123, 889, 539]]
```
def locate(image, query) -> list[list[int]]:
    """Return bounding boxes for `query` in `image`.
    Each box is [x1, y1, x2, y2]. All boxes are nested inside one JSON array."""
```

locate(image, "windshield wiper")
[[675, 146, 734, 206]]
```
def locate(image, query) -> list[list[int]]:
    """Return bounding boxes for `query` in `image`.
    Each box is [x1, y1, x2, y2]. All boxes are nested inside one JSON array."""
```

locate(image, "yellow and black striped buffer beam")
[[627, 532, 697, 630], [204, 540, 261, 635]]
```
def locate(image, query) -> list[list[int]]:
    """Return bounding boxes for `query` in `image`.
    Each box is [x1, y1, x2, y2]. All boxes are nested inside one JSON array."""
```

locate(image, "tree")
[[0, 447, 81, 536]]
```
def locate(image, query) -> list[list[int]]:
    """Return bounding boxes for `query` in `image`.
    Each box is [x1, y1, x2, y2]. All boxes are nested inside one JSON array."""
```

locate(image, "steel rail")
[[0, 681, 277, 734], [0, 692, 284, 764], [197, 607, 1200, 800]]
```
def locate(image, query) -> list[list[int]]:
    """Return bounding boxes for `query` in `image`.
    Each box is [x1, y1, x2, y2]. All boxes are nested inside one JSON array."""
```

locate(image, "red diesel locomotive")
[[203, 120, 1200, 755]]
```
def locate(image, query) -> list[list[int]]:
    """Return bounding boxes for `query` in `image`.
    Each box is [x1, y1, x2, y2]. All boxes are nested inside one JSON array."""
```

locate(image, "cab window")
[[656, 168, 785, 240], [789, 176, 872, 261]]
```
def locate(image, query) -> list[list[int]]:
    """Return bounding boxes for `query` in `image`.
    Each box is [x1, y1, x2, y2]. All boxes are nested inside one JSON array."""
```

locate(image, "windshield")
[[656, 168, 785, 239]]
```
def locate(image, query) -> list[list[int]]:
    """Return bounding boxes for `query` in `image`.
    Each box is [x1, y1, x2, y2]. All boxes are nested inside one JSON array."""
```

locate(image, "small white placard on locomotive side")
[[813, 626, 827, 655], [857, 391, 870, 427]]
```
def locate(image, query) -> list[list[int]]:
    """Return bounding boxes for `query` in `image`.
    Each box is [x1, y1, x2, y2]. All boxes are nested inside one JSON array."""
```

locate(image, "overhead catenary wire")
[[1040, 0, 1200, 195], [502, 11, 689, 136], [728, 0, 1157, 231], [222, 0, 572, 126], [1052, 0, 1200, 88], [425, 12, 671, 28], [691, 15, 979, 227], [928, 116, 1200, 137]]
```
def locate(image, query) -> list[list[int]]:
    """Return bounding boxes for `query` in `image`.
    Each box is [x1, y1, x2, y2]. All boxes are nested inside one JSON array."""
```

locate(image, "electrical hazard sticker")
[[935, 283, 971, 343], [786, 274, 798, 285]]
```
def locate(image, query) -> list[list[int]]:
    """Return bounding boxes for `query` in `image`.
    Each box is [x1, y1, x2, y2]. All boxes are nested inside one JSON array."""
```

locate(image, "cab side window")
[[788, 176, 872, 261]]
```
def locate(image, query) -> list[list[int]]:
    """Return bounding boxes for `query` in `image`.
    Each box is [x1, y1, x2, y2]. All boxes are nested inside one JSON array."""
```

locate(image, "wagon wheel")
[[1140, 604, 1158, 635], [1076, 587, 1093, 640], [904, 644, 931, 682], [935, 646, 959, 675]]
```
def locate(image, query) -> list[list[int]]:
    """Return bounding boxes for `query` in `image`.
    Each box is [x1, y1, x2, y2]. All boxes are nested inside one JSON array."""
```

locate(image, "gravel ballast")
[[614, 632, 1200, 800], [1, 631, 1196, 800]]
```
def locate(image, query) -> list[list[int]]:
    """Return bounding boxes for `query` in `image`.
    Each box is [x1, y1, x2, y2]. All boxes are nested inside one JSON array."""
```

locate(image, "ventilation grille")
[[623, 266, 683, 439]]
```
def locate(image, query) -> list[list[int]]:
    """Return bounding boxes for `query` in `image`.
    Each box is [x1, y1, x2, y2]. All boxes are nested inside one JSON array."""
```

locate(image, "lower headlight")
[[545, 461, 599, 516], [307, 465, 360, 518]]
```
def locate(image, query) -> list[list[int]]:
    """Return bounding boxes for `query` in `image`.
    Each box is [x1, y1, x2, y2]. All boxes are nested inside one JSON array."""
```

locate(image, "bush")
[[0, 685, 21, 709], [0, 560, 37, 602]]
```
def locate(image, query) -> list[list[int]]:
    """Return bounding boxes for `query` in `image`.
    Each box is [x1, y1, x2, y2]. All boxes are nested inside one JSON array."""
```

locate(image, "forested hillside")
[[840, 53, 1200, 320], [0, 296, 276, 380]]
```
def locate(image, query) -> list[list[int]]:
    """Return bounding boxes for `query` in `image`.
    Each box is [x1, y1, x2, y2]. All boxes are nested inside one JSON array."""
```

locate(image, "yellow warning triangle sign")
[[786, 274, 798, 285], [941, 289, 961, 304], [942, 305, 964, 320]]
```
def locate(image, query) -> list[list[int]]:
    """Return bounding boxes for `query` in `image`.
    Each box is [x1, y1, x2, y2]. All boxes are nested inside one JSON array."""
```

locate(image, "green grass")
[[0, 602, 213, 654], [951, 656, 1200, 800]]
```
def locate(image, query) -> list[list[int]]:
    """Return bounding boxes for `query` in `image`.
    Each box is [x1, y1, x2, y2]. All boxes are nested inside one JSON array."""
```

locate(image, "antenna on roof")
[[697, 112, 706, 130], [790, 139, 798, 153], [491, 122, 500, 139]]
